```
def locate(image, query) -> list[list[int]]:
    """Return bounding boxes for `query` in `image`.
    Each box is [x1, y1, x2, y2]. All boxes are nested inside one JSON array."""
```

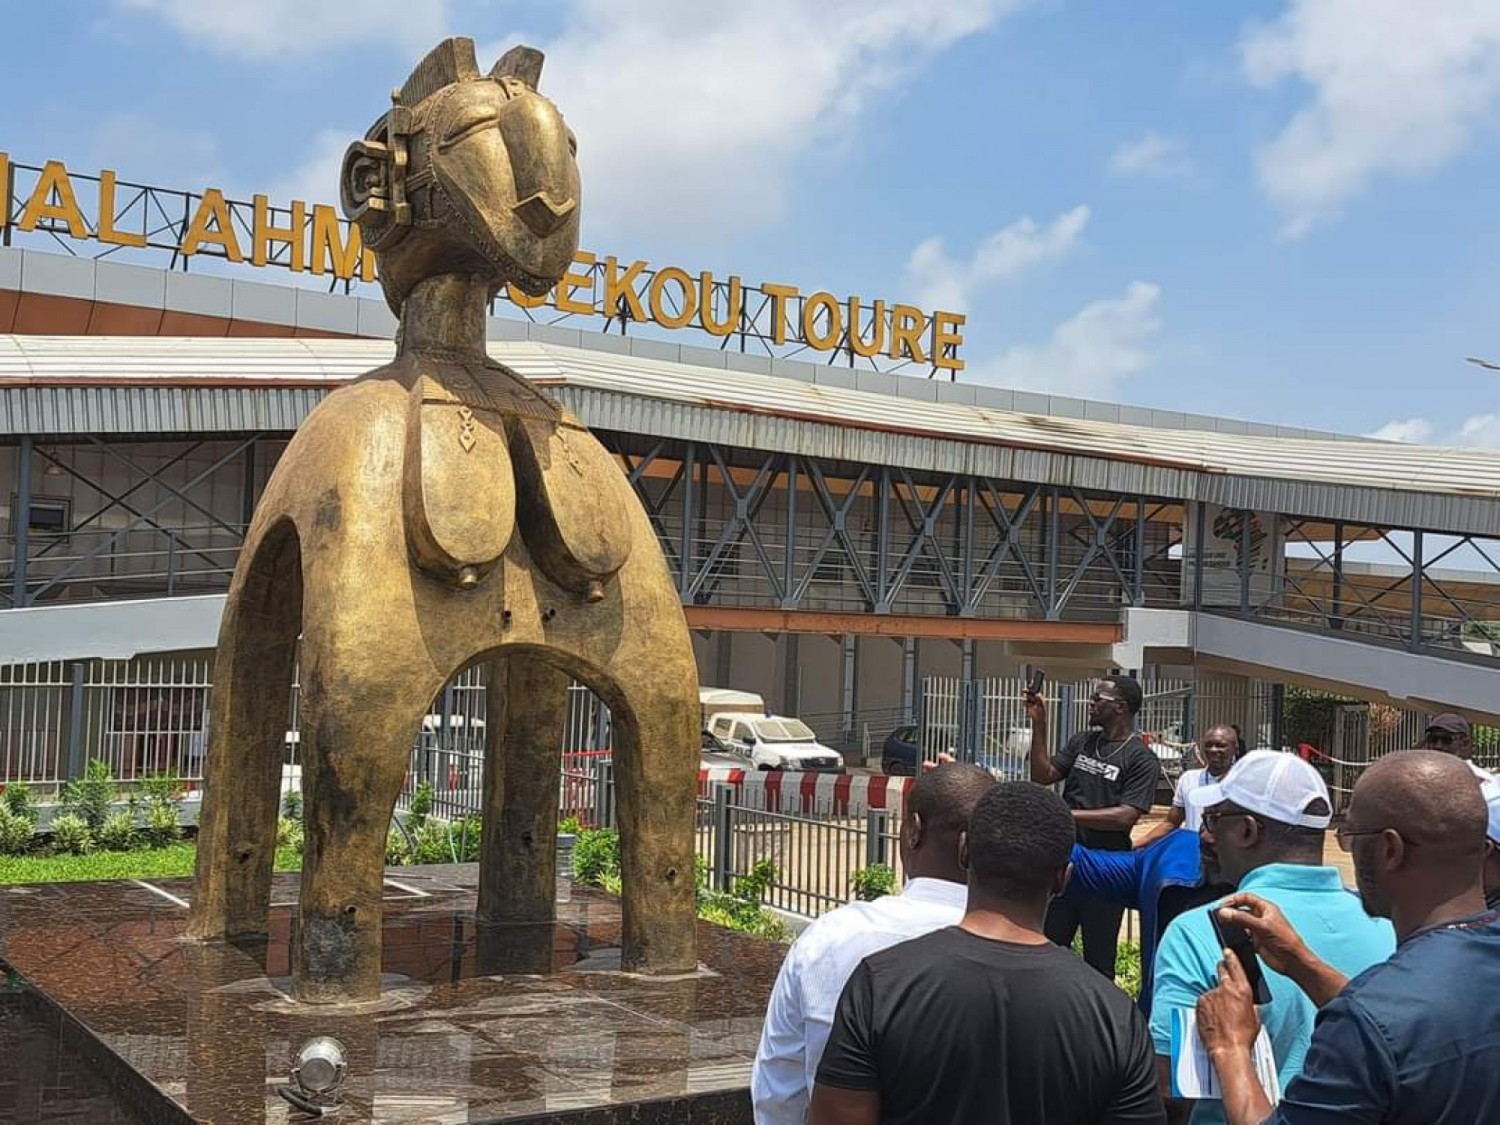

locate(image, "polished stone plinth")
[[0, 865, 782, 1123]]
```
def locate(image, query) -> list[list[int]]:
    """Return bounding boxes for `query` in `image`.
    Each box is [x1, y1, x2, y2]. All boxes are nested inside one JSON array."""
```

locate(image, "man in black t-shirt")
[[810, 782, 1165, 1125], [1028, 675, 1160, 977]]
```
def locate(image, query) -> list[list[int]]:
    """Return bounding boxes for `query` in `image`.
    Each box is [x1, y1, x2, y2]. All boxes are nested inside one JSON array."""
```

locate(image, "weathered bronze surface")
[[188, 36, 700, 1002]]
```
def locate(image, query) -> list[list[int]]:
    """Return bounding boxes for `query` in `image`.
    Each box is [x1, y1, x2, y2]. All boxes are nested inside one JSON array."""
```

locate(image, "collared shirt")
[[1172, 768, 1217, 833], [1148, 864, 1395, 1125], [1269, 912, 1500, 1123], [751, 877, 967, 1125]]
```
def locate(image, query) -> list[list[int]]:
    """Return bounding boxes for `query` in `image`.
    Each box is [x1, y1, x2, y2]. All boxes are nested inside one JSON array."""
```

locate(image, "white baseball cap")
[[1196, 749, 1332, 830], [1480, 775, 1500, 846]]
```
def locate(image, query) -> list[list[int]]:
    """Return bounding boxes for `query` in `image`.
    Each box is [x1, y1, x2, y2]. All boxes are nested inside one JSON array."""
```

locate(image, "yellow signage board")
[[0, 153, 964, 372]]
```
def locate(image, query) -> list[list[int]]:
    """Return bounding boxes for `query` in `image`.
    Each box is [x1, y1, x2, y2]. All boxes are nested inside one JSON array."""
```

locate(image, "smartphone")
[[1208, 907, 1273, 1005], [1027, 667, 1046, 696]]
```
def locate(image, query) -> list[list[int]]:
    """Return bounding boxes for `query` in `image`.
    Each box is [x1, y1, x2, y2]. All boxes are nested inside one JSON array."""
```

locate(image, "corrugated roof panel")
[[2, 335, 1499, 537]]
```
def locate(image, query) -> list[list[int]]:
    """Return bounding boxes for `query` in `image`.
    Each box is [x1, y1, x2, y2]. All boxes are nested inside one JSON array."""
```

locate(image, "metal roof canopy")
[[1, 335, 1498, 539]]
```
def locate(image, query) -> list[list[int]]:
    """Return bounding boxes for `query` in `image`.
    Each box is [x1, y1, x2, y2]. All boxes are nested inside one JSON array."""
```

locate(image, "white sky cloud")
[[904, 205, 1089, 313], [115, 0, 452, 59], [1109, 133, 1192, 178], [487, 0, 1027, 240], [1367, 413, 1500, 448], [1241, 0, 1500, 236], [267, 128, 352, 210], [966, 280, 1162, 398]]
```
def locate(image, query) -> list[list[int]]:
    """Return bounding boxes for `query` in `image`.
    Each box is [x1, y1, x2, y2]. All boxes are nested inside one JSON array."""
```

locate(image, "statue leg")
[[605, 659, 699, 975], [294, 639, 440, 1003], [477, 655, 570, 924], [188, 520, 302, 941]]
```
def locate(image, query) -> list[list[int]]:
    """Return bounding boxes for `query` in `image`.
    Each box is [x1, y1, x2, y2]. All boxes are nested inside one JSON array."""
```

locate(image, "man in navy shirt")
[[1195, 750, 1500, 1124]]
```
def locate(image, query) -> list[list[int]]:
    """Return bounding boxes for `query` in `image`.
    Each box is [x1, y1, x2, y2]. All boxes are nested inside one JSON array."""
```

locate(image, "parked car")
[[705, 712, 844, 773], [881, 725, 923, 775]]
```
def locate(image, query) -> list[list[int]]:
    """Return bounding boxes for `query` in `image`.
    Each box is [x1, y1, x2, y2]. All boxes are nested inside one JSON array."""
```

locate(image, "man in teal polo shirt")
[[1147, 750, 1393, 1124]]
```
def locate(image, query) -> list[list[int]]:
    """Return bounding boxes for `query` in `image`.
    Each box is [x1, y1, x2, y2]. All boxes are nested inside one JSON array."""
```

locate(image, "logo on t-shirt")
[[1073, 755, 1121, 782]]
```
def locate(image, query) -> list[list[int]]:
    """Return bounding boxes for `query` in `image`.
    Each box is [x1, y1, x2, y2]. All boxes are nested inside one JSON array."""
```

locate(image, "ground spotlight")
[[277, 1036, 347, 1116]]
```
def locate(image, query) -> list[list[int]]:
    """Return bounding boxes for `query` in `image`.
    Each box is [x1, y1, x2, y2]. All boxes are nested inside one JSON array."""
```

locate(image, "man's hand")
[[1214, 894, 1309, 979], [1022, 690, 1047, 726], [1195, 950, 1261, 1056]]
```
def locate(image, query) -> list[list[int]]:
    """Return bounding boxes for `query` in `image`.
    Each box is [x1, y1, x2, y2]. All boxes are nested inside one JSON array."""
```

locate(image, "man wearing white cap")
[[1147, 750, 1395, 1125]]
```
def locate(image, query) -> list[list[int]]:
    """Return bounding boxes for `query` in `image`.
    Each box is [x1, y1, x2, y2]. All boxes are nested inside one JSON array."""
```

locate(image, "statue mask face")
[[342, 39, 581, 305], [424, 73, 581, 296]]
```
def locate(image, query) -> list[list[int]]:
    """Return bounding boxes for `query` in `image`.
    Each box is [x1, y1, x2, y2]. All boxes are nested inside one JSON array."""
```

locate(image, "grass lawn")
[[0, 843, 304, 885]]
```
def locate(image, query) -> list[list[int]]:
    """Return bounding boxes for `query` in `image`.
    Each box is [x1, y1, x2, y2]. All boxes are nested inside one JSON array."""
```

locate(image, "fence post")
[[864, 809, 887, 868], [592, 757, 616, 829], [712, 783, 734, 892], [66, 662, 87, 782], [12, 436, 32, 606], [1058, 683, 1076, 750]]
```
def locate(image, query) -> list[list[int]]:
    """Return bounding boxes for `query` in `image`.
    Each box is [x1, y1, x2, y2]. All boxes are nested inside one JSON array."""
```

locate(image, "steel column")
[[900, 637, 918, 723], [1331, 520, 1344, 630], [840, 633, 859, 750], [1133, 499, 1146, 606], [1192, 502, 1206, 613], [1045, 486, 1060, 619], [782, 632, 801, 717], [875, 468, 891, 612], [66, 662, 87, 781], [1270, 683, 1285, 755], [1239, 508, 1252, 617], [1410, 530, 1424, 652], [678, 443, 696, 599], [782, 456, 798, 608], [12, 436, 32, 606], [241, 438, 258, 528]]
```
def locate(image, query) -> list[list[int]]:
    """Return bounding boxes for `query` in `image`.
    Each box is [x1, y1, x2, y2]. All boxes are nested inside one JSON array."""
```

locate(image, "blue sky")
[[4, 0, 1500, 444]]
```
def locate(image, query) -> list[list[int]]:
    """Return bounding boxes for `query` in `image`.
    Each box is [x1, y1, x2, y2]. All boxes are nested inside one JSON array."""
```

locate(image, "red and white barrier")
[[697, 767, 911, 817]]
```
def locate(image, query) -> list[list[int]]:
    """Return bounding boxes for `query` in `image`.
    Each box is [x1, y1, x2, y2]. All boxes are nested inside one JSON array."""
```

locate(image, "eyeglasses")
[[1425, 733, 1455, 747], [1200, 810, 1256, 835], [1335, 825, 1388, 852], [1089, 693, 1122, 704]]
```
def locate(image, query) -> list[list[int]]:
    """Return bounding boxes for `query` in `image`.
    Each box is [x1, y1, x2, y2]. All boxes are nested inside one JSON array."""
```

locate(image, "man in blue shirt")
[[1196, 750, 1500, 1124], [1068, 828, 1226, 1015], [1147, 751, 1394, 1124]]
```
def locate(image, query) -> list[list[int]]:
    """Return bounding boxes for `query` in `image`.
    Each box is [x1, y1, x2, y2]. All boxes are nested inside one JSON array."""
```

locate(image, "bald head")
[[1354, 750, 1487, 861]]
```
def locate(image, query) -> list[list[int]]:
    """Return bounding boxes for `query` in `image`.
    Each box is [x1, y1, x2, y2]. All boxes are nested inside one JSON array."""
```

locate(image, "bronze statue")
[[188, 37, 700, 1002]]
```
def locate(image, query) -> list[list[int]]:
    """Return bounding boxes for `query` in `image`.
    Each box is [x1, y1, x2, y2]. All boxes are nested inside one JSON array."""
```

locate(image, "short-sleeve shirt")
[[1148, 864, 1395, 1125], [1172, 768, 1216, 833], [1268, 912, 1500, 1124], [1052, 730, 1162, 849], [816, 926, 1166, 1125]]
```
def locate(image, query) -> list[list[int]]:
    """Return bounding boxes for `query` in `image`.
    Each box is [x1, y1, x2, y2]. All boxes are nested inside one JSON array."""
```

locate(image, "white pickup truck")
[[700, 689, 845, 773]]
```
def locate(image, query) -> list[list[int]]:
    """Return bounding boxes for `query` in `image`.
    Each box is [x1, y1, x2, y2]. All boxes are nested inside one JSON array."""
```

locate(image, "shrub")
[[0, 806, 34, 855], [141, 802, 180, 848], [2, 781, 36, 821], [97, 811, 138, 851], [408, 781, 436, 828], [851, 864, 896, 902], [386, 825, 413, 866], [61, 759, 116, 831], [572, 828, 621, 886], [51, 813, 95, 855], [137, 771, 184, 808], [281, 789, 302, 821], [411, 818, 455, 865], [276, 816, 304, 852], [453, 815, 482, 863], [1115, 941, 1142, 1000]]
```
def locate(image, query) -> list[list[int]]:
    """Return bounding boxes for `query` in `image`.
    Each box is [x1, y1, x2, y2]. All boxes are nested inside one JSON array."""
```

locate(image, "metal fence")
[[916, 674, 1280, 778]]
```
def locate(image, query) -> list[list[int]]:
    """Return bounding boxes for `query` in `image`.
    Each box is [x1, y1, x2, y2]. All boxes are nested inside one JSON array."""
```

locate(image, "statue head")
[[340, 37, 581, 314]]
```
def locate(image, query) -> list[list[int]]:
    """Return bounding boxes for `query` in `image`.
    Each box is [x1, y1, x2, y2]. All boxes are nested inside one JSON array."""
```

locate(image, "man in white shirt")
[[751, 762, 996, 1125], [1135, 724, 1241, 848]]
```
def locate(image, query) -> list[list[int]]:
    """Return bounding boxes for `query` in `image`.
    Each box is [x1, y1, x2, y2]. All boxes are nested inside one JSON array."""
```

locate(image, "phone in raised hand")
[[1026, 667, 1046, 697], [1209, 907, 1273, 1005]]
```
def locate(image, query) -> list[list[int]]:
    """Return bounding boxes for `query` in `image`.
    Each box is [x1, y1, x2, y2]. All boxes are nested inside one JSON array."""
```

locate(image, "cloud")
[[966, 281, 1162, 398], [1109, 133, 1192, 179], [1367, 414, 1500, 448], [904, 205, 1089, 313], [114, 0, 452, 59], [85, 112, 224, 190], [488, 0, 1027, 240], [1241, 0, 1500, 236]]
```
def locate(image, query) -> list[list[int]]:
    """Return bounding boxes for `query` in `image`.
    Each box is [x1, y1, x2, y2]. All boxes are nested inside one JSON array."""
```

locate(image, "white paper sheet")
[[1170, 1007, 1281, 1105]]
